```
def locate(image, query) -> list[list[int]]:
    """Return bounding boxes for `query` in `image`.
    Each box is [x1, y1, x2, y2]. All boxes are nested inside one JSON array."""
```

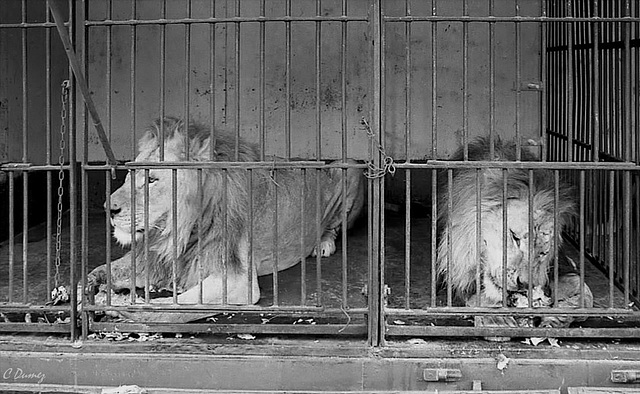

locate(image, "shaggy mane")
[[436, 136, 575, 301], [134, 117, 259, 291]]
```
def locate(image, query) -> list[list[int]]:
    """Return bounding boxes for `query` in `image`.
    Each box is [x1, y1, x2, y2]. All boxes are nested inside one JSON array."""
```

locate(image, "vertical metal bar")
[[129, 170, 137, 304], [300, 169, 307, 305], [159, 0, 166, 161], [501, 169, 508, 305], [285, 0, 291, 159], [608, 170, 615, 308], [404, 0, 411, 310], [579, 171, 586, 308], [368, 0, 382, 347], [247, 169, 254, 304], [462, 0, 468, 160], [105, 172, 112, 306], [315, 0, 322, 160], [566, 0, 574, 162], [528, 170, 534, 306], [475, 169, 481, 307], [430, 169, 437, 307], [144, 169, 151, 302], [8, 172, 15, 303], [622, 0, 632, 308], [45, 0, 53, 300], [69, 0, 77, 340], [552, 171, 559, 306], [315, 169, 322, 306], [272, 170, 279, 306], [209, 0, 217, 160], [540, 0, 547, 162], [184, 1, 192, 161], [515, 0, 522, 160], [172, 169, 178, 303], [489, 0, 495, 157], [446, 170, 453, 306], [430, 0, 437, 159], [341, 0, 349, 309], [20, 0, 29, 304], [259, 0, 265, 160], [106, 0, 112, 142], [234, 0, 240, 159], [130, 0, 136, 158]]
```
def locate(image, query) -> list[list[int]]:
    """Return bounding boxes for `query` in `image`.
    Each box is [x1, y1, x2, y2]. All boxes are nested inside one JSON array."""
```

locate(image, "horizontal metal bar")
[[399, 161, 638, 171], [0, 164, 72, 171], [120, 161, 367, 170], [386, 307, 639, 318], [89, 322, 367, 336], [85, 15, 369, 27], [386, 325, 640, 339], [82, 304, 368, 315], [0, 305, 71, 313], [0, 323, 71, 334], [384, 16, 640, 23], [0, 22, 64, 29]]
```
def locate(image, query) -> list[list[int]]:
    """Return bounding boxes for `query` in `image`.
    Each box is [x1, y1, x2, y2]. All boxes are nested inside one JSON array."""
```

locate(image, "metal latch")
[[611, 370, 640, 383], [423, 368, 462, 382]]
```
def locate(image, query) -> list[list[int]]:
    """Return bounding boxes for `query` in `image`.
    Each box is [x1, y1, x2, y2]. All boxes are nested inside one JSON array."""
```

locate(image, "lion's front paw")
[[311, 239, 337, 257]]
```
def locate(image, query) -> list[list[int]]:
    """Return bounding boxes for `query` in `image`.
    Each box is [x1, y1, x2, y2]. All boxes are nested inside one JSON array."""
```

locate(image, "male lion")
[[436, 136, 593, 332], [86, 117, 365, 322]]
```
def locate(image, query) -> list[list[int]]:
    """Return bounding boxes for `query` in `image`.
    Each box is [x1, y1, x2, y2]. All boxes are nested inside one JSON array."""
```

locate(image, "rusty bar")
[[315, 169, 322, 306], [430, 169, 437, 307], [45, 0, 53, 300], [579, 170, 586, 307], [623, 0, 633, 308], [462, 0, 468, 160], [552, 170, 559, 306], [528, 170, 534, 305], [21, 0, 27, 164], [67, 0, 77, 339], [514, 0, 521, 159], [106, 0, 112, 142], [385, 325, 640, 339], [195, 169, 203, 304]]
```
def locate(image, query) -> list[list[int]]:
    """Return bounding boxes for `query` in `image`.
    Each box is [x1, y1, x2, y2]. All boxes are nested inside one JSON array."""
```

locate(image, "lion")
[[85, 117, 365, 322], [436, 136, 593, 334]]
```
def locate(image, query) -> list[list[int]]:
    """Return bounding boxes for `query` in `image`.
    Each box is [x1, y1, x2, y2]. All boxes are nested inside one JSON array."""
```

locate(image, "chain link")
[[52, 80, 70, 302], [361, 117, 396, 179]]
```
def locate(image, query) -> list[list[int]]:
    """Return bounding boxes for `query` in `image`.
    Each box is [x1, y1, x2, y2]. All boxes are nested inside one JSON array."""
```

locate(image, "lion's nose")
[[110, 207, 121, 218], [105, 200, 121, 217]]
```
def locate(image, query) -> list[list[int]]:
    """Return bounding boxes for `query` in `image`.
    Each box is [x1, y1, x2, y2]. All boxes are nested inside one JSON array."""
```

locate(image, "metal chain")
[[361, 117, 396, 179], [50, 80, 70, 305]]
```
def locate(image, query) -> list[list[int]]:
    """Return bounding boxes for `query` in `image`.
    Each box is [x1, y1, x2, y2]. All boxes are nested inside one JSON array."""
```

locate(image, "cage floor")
[[0, 210, 630, 312]]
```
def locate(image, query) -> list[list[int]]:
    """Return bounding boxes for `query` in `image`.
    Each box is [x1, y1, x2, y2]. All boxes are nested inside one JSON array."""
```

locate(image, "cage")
[[0, 0, 640, 392]]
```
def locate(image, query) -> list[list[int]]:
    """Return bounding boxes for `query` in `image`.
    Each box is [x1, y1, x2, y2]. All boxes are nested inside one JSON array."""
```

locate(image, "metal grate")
[[0, 0, 639, 343]]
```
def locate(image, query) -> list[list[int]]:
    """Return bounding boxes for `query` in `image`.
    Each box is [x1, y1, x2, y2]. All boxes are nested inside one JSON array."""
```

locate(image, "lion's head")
[[107, 117, 258, 290], [437, 136, 575, 305]]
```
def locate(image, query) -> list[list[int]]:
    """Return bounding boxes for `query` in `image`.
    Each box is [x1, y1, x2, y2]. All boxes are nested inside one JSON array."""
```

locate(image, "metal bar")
[[446, 170, 453, 306], [609, 170, 615, 308], [48, 0, 117, 165], [430, 0, 437, 159], [247, 169, 254, 304], [579, 170, 586, 307], [83, 303, 369, 314], [315, 0, 322, 160], [403, 0, 411, 310], [129, 170, 137, 304], [272, 170, 279, 306], [45, 0, 53, 301], [515, 0, 521, 159], [489, 0, 495, 156], [130, 0, 136, 158], [384, 15, 640, 23], [105, 172, 112, 307], [341, 0, 348, 310], [259, 0, 265, 160], [83, 16, 370, 26], [566, 0, 574, 162], [285, 0, 291, 159], [8, 172, 15, 303], [67, 0, 77, 340], [184, 2, 192, 161], [385, 306, 638, 317], [540, 0, 547, 162], [209, 0, 216, 161], [430, 169, 437, 308], [172, 169, 178, 303], [234, 0, 240, 160], [300, 169, 307, 305], [475, 169, 481, 307], [385, 326, 640, 339], [158, 1, 166, 162], [90, 323, 367, 336], [144, 169, 151, 303]]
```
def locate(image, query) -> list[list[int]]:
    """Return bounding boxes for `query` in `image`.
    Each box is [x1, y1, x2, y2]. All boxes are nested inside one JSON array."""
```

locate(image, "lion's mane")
[[111, 117, 259, 291], [436, 136, 576, 305]]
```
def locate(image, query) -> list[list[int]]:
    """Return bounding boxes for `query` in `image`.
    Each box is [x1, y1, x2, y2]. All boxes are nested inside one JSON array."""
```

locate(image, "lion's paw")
[[311, 240, 337, 257]]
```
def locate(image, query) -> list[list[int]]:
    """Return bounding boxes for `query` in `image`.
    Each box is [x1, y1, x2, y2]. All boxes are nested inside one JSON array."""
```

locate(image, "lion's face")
[[107, 142, 188, 246]]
